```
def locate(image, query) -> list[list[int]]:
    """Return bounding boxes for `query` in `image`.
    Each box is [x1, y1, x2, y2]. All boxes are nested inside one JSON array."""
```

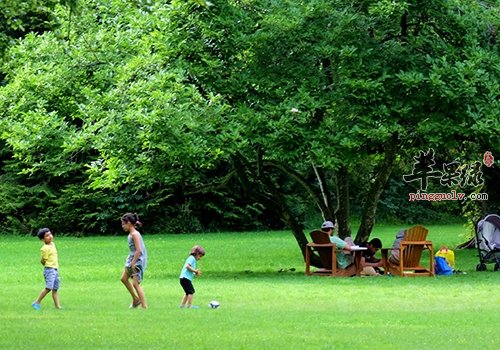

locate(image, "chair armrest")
[[380, 248, 394, 256], [400, 240, 433, 246], [307, 242, 341, 250]]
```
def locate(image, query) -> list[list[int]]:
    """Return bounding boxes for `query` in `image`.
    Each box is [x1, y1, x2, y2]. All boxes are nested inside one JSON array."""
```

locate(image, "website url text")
[[409, 190, 488, 202]]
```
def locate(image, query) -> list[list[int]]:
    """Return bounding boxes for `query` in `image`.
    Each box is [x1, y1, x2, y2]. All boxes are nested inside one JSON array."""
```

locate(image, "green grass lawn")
[[1, 224, 499, 349]]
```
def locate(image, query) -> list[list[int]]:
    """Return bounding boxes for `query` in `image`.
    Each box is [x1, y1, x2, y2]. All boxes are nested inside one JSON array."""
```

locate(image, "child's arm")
[[40, 247, 47, 266], [186, 263, 201, 276], [129, 232, 142, 269]]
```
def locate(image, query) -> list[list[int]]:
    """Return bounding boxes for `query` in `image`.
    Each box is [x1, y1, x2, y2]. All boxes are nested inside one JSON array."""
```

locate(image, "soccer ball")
[[209, 300, 220, 309]]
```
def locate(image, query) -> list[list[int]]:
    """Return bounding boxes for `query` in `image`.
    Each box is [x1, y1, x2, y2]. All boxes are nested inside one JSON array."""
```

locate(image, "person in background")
[[388, 229, 405, 265], [359, 238, 385, 275], [321, 221, 355, 269]]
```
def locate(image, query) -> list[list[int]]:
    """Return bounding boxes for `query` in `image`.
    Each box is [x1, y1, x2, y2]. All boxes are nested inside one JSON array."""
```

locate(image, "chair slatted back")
[[402, 225, 429, 267], [310, 230, 333, 269]]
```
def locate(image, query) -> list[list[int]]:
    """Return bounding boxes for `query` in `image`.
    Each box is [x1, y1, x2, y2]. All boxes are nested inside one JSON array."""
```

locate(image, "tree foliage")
[[0, 1, 498, 266]]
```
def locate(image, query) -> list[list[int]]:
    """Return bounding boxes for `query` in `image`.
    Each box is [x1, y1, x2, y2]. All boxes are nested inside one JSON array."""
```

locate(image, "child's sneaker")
[[189, 305, 200, 309], [31, 302, 41, 311]]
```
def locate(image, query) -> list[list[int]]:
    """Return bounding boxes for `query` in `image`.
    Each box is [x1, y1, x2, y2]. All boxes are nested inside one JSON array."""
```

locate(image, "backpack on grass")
[[434, 256, 453, 275], [435, 246, 455, 269]]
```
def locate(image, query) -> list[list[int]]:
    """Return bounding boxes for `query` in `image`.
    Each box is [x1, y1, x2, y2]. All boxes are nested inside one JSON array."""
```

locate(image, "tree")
[[0, 0, 498, 272]]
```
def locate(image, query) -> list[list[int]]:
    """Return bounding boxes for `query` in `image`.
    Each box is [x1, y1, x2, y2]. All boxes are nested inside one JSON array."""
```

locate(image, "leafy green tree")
[[0, 0, 231, 234], [240, 0, 499, 239], [0, 0, 79, 61], [0, 0, 498, 271], [83, 0, 498, 257]]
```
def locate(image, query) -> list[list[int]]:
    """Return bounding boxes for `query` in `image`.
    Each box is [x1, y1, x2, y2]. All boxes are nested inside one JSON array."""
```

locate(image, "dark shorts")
[[180, 278, 195, 295]]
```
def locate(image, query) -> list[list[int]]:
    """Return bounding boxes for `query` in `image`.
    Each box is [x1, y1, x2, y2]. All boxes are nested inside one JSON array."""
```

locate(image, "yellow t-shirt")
[[41, 243, 58, 269]]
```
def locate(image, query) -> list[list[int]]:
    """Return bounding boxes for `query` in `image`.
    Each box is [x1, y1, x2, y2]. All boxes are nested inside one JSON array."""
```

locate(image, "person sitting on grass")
[[32, 228, 62, 310], [358, 238, 385, 275]]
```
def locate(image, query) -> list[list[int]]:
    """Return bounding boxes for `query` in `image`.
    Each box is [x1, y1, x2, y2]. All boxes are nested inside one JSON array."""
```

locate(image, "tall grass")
[[1, 224, 499, 349]]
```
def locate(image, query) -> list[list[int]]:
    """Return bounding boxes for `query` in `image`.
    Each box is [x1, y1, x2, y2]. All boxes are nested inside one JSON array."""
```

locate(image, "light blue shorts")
[[44, 268, 60, 290]]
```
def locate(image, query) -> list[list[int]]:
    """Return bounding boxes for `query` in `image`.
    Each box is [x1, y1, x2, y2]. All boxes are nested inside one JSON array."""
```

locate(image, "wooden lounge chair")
[[305, 230, 356, 277], [381, 225, 434, 277]]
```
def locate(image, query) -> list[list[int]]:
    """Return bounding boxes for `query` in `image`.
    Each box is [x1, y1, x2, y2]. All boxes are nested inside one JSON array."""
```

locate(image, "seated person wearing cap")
[[321, 221, 354, 269], [358, 238, 385, 275]]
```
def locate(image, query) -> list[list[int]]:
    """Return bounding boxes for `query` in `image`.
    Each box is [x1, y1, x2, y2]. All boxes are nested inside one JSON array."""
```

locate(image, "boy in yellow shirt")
[[32, 228, 62, 310]]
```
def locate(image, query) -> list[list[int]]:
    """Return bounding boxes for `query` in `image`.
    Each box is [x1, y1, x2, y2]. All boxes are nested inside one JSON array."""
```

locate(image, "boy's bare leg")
[[52, 290, 62, 309], [35, 288, 51, 304]]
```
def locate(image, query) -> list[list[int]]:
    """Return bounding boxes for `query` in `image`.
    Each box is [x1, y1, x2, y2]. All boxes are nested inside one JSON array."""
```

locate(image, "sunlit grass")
[[1, 224, 499, 349]]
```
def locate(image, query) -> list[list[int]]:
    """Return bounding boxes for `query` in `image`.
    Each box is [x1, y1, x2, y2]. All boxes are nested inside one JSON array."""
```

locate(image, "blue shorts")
[[44, 268, 60, 290], [180, 278, 195, 295]]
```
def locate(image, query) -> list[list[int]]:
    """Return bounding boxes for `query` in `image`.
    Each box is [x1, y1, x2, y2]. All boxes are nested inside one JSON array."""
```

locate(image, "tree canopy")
[[1, 1, 498, 264]]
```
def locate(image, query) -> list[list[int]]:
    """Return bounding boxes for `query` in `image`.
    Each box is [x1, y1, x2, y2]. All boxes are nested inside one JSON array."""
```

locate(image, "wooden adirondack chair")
[[381, 225, 434, 276], [305, 230, 356, 277]]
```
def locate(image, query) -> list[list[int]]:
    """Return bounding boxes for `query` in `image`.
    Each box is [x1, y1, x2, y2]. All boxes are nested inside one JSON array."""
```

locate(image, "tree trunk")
[[356, 135, 398, 243], [456, 237, 476, 249], [249, 180, 324, 268], [235, 154, 324, 267], [312, 165, 336, 222], [265, 160, 332, 217]]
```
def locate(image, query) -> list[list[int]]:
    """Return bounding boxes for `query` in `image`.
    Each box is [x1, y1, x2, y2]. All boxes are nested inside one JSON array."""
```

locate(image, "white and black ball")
[[209, 300, 220, 309]]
